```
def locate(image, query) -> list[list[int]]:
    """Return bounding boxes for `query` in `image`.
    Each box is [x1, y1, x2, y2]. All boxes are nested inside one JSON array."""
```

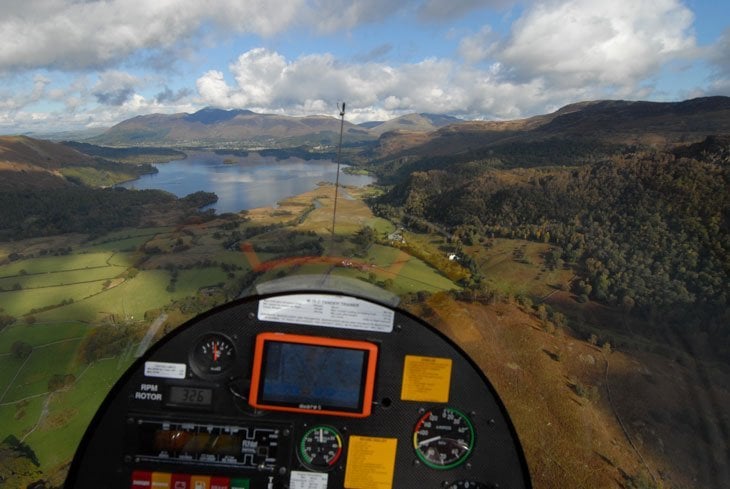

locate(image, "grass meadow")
[[0, 224, 254, 478]]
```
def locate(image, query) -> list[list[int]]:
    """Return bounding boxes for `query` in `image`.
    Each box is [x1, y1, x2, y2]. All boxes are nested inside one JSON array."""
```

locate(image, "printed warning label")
[[344, 436, 398, 489], [401, 355, 452, 403], [290, 471, 327, 489], [259, 294, 394, 333], [144, 361, 186, 379]]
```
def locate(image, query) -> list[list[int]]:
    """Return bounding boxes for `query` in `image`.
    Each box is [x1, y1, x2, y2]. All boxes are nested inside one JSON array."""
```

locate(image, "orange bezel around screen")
[[249, 333, 378, 418]]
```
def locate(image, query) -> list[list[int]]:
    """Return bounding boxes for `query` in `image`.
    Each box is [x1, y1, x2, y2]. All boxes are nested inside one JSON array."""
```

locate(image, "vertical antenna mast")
[[330, 102, 346, 249]]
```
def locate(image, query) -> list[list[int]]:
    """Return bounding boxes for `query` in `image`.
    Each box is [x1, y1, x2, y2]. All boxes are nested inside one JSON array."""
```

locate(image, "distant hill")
[[0, 135, 156, 190], [366, 113, 463, 137], [374, 96, 730, 159], [0, 136, 95, 190], [88, 107, 467, 147], [90, 107, 375, 146]]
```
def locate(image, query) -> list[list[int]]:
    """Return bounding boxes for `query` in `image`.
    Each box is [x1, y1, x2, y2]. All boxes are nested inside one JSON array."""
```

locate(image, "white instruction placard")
[[290, 471, 328, 489], [144, 361, 186, 379], [259, 294, 394, 333]]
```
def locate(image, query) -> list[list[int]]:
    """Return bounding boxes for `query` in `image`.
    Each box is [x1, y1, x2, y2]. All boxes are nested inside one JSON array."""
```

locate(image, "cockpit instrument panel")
[[66, 292, 531, 489]]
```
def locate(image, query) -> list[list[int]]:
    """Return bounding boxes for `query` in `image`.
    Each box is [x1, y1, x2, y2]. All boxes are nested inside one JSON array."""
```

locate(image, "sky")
[[1, 0, 729, 133]]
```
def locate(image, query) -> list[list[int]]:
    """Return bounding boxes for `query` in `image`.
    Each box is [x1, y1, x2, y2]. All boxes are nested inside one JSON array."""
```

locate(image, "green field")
[[1, 282, 110, 317], [30, 269, 192, 323], [0, 266, 125, 290], [0, 395, 45, 441], [1, 339, 84, 403], [84, 235, 150, 253], [0, 354, 26, 398], [23, 358, 131, 473], [0, 322, 91, 353], [0, 252, 115, 276]]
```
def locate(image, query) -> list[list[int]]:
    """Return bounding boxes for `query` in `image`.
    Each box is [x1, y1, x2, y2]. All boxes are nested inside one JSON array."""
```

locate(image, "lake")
[[120, 151, 376, 213]]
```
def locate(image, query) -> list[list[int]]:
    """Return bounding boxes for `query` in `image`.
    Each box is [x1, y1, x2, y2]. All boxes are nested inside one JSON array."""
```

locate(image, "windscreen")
[[1, 5, 729, 488]]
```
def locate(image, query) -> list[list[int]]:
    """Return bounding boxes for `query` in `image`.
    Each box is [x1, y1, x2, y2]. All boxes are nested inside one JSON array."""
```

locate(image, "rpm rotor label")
[[259, 294, 394, 333]]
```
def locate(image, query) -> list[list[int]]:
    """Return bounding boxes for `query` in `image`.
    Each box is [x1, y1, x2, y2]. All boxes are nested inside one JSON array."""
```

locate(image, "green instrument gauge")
[[299, 426, 343, 470], [446, 481, 489, 489], [189, 333, 236, 378], [413, 407, 475, 470]]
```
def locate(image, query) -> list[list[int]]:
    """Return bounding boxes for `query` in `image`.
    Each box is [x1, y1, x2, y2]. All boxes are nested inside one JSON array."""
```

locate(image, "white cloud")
[[195, 47, 588, 122], [459, 26, 498, 64], [0, 0, 305, 72], [0, 0, 720, 133], [0, 74, 51, 112], [92, 71, 140, 106], [496, 0, 697, 91]]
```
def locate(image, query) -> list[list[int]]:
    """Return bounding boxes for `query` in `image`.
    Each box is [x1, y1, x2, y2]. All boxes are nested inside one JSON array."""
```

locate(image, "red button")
[[131, 471, 152, 489], [210, 476, 230, 489], [171, 473, 191, 489]]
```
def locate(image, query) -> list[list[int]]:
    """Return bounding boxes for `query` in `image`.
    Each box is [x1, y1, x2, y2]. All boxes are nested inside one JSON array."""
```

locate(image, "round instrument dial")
[[189, 333, 236, 378], [299, 426, 343, 470], [413, 407, 475, 470]]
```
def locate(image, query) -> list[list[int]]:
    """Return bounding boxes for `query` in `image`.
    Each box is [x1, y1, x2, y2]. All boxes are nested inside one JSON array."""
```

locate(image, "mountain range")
[[2, 96, 729, 191], [86, 97, 730, 155], [89, 107, 463, 147], [372, 96, 730, 160]]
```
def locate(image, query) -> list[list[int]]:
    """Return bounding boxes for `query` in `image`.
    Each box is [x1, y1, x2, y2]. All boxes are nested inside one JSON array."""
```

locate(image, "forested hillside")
[[0, 188, 217, 240], [372, 136, 730, 357]]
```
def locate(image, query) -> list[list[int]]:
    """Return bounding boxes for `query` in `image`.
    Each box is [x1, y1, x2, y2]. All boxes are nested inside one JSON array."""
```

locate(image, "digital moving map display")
[[249, 333, 378, 417]]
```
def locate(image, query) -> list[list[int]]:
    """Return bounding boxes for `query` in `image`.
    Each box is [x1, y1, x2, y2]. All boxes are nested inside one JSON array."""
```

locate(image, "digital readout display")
[[135, 420, 281, 469], [260, 342, 367, 411], [168, 386, 213, 406]]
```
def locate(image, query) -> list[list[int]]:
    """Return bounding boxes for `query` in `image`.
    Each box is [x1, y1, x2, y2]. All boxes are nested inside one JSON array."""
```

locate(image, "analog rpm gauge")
[[299, 426, 343, 470], [189, 333, 236, 379], [413, 407, 475, 470]]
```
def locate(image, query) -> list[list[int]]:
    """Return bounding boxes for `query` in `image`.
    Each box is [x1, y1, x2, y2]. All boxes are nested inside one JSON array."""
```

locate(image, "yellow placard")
[[151, 472, 171, 489], [190, 475, 210, 489], [400, 355, 452, 402], [344, 436, 398, 489]]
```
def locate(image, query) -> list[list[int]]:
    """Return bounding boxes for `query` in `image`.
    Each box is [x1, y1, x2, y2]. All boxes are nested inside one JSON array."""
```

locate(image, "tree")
[[11, 341, 32, 360], [353, 226, 376, 255], [0, 436, 42, 488], [48, 374, 75, 392], [0, 314, 16, 331]]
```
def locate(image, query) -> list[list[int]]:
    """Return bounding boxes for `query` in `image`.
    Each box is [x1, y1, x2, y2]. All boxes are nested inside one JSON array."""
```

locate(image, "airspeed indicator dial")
[[413, 407, 475, 470]]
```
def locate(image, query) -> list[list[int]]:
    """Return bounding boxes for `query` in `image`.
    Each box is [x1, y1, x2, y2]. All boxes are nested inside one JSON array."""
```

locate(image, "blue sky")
[[0, 0, 728, 133]]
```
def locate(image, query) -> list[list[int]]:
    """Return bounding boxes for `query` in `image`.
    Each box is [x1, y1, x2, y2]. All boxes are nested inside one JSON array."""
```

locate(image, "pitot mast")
[[330, 102, 346, 252]]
